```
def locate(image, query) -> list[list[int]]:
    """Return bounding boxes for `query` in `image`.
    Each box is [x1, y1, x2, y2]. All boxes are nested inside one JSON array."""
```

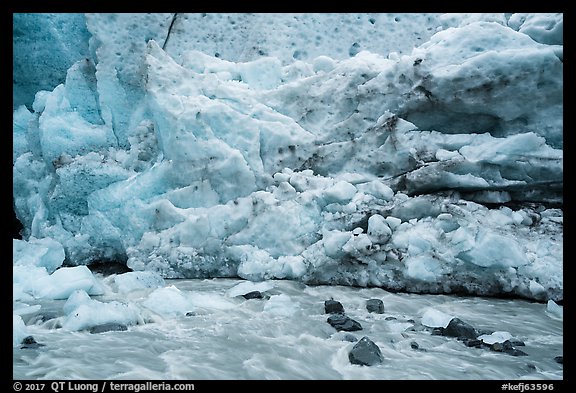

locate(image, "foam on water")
[[13, 279, 563, 380]]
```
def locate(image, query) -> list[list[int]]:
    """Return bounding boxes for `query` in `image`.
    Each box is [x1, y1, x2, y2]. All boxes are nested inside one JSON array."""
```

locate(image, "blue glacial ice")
[[13, 13, 563, 316]]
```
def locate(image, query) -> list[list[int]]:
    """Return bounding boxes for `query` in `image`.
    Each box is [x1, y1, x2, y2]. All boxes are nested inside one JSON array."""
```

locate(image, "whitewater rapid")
[[13, 278, 563, 380]]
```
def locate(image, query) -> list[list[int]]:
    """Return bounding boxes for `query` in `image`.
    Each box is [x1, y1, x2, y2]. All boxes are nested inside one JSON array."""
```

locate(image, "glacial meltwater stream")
[[13, 278, 563, 380]]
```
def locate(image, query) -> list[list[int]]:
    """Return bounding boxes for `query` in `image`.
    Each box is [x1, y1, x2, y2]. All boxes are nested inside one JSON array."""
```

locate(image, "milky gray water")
[[13, 279, 563, 380]]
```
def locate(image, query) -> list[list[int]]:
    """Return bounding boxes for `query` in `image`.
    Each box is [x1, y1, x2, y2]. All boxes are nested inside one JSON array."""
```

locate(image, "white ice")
[[263, 294, 299, 316], [478, 331, 513, 345], [30, 266, 105, 300], [62, 296, 143, 331], [546, 300, 563, 320], [141, 285, 194, 318], [13, 238, 64, 274], [13, 315, 29, 347], [227, 280, 275, 297], [421, 308, 454, 328], [113, 271, 166, 294]]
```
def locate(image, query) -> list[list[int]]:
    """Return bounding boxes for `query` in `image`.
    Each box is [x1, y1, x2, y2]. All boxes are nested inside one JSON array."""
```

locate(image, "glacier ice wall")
[[13, 13, 563, 301], [13, 13, 92, 110]]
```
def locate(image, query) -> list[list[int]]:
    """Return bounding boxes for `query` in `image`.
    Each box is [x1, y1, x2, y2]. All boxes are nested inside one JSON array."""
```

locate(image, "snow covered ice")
[[13, 13, 563, 380]]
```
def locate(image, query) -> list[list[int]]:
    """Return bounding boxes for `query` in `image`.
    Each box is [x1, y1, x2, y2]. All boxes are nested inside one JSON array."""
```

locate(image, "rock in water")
[[490, 341, 512, 352], [89, 323, 128, 334], [463, 339, 484, 348], [327, 314, 363, 331], [442, 317, 478, 339], [349, 336, 383, 366], [324, 299, 344, 314], [20, 336, 46, 349], [366, 299, 385, 314], [21, 336, 36, 345], [509, 338, 526, 346], [342, 334, 358, 342], [489, 340, 528, 356], [25, 312, 59, 325], [243, 291, 264, 299], [505, 348, 529, 357], [431, 327, 444, 336]]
